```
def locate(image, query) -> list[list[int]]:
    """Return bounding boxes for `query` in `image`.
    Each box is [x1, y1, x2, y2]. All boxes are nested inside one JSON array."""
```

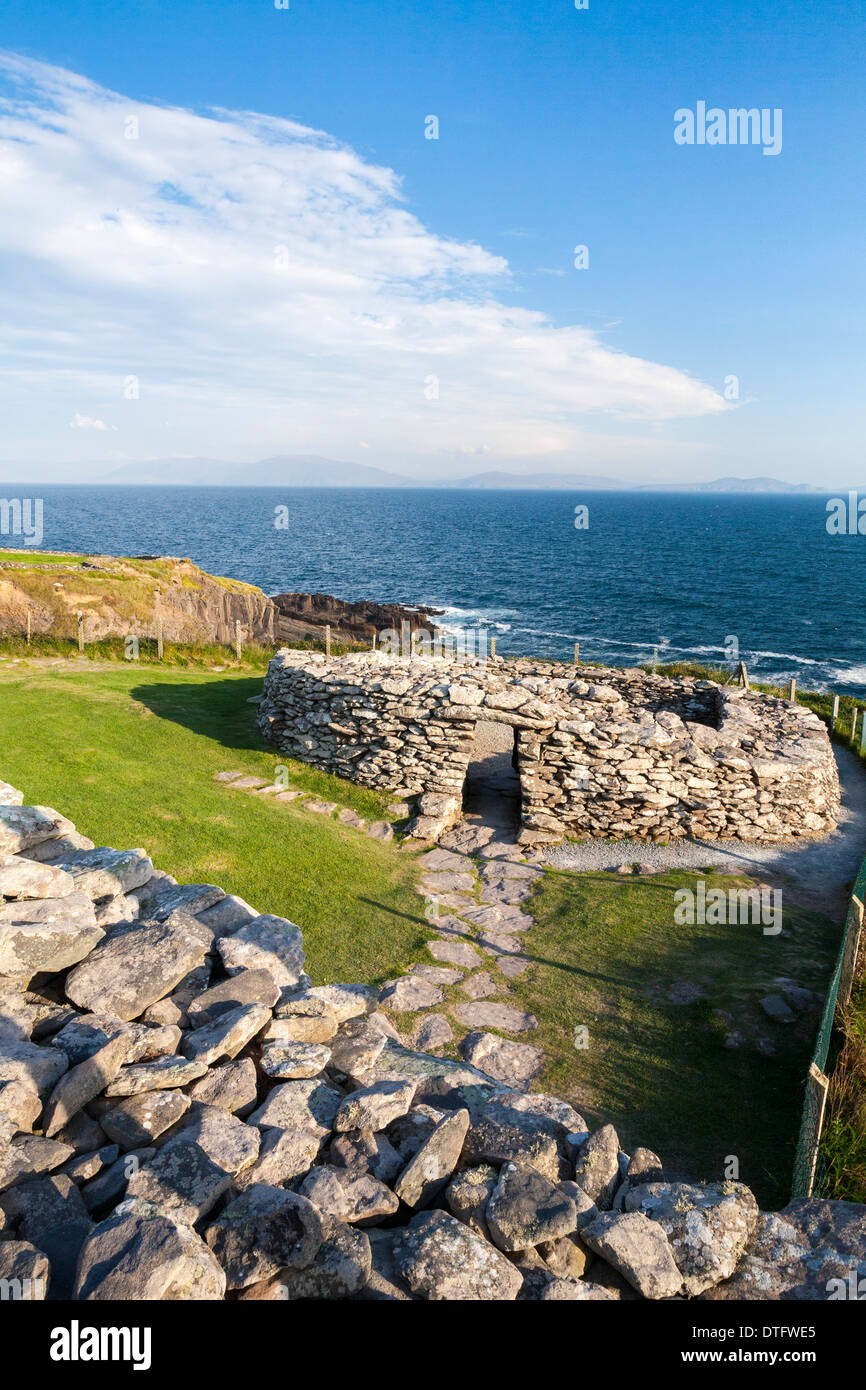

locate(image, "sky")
[[0, 0, 863, 485]]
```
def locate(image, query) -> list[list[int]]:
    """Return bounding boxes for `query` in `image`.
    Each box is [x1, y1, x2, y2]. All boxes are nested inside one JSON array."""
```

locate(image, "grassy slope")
[[513, 868, 840, 1209], [0, 661, 427, 985]]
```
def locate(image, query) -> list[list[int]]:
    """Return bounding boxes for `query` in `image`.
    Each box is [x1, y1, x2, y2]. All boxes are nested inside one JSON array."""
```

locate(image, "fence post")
[[573, 642, 579, 665], [831, 693, 839, 731], [371, 631, 377, 650], [235, 620, 242, 663], [788, 678, 797, 701], [853, 709, 859, 743], [490, 636, 497, 660], [325, 624, 331, 658], [156, 618, 164, 662], [77, 612, 84, 653], [860, 716, 866, 755], [737, 661, 749, 690], [26, 610, 31, 646]]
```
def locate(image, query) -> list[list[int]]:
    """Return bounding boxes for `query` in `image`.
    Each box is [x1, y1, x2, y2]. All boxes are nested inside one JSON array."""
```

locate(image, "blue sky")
[[1, 0, 862, 483]]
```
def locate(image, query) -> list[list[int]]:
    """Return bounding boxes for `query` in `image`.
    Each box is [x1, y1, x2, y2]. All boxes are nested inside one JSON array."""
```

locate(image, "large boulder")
[[0, 853, 75, 901], [581, 1211, 683, 1300], [64, 915, 210, 1020], [217, 914, 305, 992], [394, 1210, 524, 1301], [0, 893, 102, 982], [51, 848, 154, 900], [624, 1181, 758, 1295], [74, 1202, 226, 1300], [393, 1109, 470, 1210], [702, 1198, 866, 1300], [204, 1184, 324, 1288], [486, 1162, 579, 1252], [0, 806, 75, 854]]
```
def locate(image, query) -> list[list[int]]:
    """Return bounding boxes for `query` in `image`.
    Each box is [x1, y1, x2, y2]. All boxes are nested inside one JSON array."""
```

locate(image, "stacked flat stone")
[[1, 788, 862, 1302], [257, 650, 840, 845]]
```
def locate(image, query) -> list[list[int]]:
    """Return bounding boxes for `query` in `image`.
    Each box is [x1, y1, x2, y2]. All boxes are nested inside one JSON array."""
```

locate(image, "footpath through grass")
[[512, 868, 840, 1210], [0, 659, 427, 985]]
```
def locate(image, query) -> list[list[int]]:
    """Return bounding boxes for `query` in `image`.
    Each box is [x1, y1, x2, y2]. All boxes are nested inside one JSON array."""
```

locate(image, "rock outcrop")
[[0, 783, 862, 1302], [272, 592, 442, 646], [258, 650, 841, 845], [0, 553, 276, 647]]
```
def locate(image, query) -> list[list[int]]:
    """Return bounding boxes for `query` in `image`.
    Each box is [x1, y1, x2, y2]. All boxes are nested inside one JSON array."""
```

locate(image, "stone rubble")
[[0, 780, 862, 1302]]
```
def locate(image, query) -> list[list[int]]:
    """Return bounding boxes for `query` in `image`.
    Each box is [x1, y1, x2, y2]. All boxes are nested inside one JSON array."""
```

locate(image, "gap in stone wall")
[[461, 719, 521, 836]]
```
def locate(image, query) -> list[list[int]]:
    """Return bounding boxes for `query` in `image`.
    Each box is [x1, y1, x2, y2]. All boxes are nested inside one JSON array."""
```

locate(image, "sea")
[[7, 484, 866, 696]]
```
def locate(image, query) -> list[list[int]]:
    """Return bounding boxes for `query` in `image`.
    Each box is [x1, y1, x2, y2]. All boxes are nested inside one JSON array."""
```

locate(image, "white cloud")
[[69, 413, 114, 430], [0, 51, 729, 475]]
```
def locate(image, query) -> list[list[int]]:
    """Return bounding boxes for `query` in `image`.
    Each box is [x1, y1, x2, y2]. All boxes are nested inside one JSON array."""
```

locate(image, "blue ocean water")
[[7, 484, 866, 695]]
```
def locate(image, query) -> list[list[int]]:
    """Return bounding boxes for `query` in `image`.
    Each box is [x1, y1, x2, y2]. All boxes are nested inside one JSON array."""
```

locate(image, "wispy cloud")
[[70, 412, 113, 430], [0, 51, 728, 475]]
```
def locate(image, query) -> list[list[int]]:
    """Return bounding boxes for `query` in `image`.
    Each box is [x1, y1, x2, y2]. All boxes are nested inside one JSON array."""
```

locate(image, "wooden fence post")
[[860, 716, 866, 755], [325, 624, 331, 658], [26, 610, 31, 646], [788, 678, 797, 701], [77, 612, 84, 653], [853, 709, 859, 743], [573, 642, 579, 665], [831, 694, 839, 731], [371, 631, 377, 650], [490, 636, 497, 660], [737, 661, 749, 690], [156, 618, 164, 662]]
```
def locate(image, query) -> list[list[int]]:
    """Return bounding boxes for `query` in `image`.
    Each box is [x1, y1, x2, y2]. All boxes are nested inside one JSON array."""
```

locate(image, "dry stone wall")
[[1, 784, 862, 1302], [258, 651, 841, 845]]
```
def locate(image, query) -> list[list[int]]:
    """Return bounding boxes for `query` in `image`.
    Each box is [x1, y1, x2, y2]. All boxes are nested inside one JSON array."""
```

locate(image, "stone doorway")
[[461, 719, 521, 838]]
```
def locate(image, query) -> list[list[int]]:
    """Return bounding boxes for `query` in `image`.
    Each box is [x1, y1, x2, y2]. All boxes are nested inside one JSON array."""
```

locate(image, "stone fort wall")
[[257, 651, 841, 845]]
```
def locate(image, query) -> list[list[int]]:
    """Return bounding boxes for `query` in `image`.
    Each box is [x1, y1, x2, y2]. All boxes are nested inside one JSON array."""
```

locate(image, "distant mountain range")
[[11, 453, 826, 492]]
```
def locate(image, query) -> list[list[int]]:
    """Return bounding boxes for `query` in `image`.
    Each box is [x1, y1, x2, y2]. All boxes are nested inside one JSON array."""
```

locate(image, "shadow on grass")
[[131, 678, 269, 753]]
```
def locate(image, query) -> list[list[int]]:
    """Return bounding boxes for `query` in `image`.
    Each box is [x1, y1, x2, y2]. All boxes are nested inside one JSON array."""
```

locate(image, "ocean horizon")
[[4, 483, 864, 696]]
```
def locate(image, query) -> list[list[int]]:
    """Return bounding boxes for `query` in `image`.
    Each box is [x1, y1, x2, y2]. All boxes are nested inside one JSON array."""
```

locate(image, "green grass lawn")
[[511, 869, 841, 1208], [0, 660, 427, 984]]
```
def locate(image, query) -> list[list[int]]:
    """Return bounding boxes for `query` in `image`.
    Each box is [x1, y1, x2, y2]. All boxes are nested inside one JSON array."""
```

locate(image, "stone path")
[[213, 769, 397, 844], [377, 748, 550, 1090], [214, 760, 551, 1091]]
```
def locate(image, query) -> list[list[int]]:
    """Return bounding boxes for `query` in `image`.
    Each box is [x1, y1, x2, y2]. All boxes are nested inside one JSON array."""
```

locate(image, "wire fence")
[[791, 853, 866, 1199]]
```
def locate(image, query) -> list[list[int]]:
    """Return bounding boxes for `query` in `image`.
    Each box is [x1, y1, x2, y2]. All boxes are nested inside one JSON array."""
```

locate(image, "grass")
[[819, 959, 866, 1202], [510, 867, 841, 1209], [0, 550, 85, 565], [0, 660, 427, 984], [0, 633, 367, 666]]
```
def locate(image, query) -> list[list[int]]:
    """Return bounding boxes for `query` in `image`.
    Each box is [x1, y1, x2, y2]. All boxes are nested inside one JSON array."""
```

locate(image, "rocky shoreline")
[[1, 782, 863, 1301]]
